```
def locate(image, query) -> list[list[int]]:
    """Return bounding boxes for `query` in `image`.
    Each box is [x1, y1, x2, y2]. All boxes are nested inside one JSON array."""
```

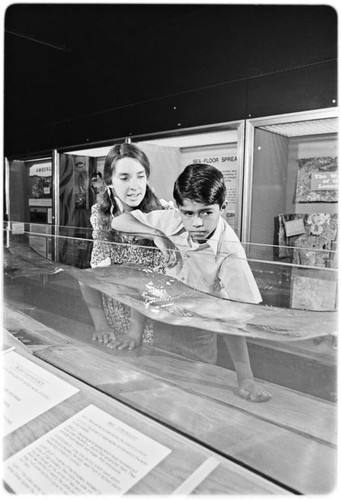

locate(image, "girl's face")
[[111, 157, 147, 212]]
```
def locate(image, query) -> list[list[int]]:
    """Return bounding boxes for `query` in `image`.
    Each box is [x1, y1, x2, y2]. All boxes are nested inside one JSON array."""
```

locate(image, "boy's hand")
[[154, 233, 179, 268], [238, 378, 271, 402]]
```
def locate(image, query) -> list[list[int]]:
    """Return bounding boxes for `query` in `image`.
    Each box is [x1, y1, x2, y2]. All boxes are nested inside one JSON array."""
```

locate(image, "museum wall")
[[5, 62, 337, 159], [4, 5, 337, 158]]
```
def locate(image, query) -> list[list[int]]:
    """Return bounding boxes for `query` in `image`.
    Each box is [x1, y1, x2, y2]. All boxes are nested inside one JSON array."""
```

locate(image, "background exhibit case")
[[243, 108, 338, 311]]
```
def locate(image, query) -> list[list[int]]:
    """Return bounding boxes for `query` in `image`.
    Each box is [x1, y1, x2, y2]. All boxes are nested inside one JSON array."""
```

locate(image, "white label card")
[[311, 172, 338, 191], [4, 404, 171, 494], [3, 351, 79, 436], [284, 218, 305, 237]]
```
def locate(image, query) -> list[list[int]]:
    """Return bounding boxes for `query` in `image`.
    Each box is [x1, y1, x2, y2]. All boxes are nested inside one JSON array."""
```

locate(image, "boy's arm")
[[223, 335, 271, 402], [111, 212, 160, 238], [111, 212, 179, 268]]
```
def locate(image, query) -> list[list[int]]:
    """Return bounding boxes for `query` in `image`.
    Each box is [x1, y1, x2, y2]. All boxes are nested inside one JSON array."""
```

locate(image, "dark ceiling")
[[4, 3, 337, 156]]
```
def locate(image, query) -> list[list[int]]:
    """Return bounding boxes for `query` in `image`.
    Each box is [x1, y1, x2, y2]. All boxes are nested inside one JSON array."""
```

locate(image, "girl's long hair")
[[98, 142, 163, 218]]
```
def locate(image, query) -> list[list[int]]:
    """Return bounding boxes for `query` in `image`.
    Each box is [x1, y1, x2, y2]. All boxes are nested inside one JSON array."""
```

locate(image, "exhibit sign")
[[296, 156, 338, 202], [3, 351, 79, 436], [311, 172, 338, 191], [4, 405, 171, 494], [29, 163, 52, 178], [28, 162, 52, 208]]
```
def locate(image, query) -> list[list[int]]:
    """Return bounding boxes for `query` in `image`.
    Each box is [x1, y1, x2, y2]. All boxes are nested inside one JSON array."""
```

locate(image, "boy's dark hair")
[[173, 164, 226, 207]]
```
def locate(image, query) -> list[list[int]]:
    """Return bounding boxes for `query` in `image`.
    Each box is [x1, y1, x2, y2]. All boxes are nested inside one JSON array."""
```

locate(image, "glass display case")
[[3, 225, 337, 494], [3, 114, 337, 494]]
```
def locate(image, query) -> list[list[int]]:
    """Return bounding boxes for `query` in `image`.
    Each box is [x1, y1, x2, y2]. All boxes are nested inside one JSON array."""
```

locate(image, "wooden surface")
[[3, 300, 337, 494], [2, 331, 288, 495]]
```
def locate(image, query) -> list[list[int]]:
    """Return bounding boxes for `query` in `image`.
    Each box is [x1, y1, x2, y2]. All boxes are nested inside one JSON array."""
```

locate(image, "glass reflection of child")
[[111, 163, 271, 402]]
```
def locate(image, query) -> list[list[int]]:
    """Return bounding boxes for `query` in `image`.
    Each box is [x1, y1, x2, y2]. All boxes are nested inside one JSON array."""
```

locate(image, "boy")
[[111, 164, 271, 402]]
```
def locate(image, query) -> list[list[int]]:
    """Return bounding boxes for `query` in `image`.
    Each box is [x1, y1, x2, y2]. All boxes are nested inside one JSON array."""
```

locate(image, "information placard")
[[284, 218, 305, 237], [4, 405, 171, 494], [3, 351, 79, 436], [181, 146, 238, 213]]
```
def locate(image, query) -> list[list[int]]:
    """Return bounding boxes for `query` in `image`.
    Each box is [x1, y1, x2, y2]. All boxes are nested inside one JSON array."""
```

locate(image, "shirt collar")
[[178, 216, 225, 255]]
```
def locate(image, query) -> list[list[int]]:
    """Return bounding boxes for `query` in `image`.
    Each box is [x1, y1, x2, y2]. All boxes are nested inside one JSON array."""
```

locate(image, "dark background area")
[[4, 3, 337, 158]]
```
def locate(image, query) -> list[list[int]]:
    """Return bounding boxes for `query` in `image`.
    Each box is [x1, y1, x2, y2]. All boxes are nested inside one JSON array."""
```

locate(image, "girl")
[[80, 142, 166, 350]]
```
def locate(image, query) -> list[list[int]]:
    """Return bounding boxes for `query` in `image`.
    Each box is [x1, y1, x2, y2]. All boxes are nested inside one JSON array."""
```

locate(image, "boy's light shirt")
[[131, 209, 262, 304]]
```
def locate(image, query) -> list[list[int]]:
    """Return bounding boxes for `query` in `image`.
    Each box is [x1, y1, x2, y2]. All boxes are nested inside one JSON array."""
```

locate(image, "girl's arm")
[[79, 282, 116, 344]]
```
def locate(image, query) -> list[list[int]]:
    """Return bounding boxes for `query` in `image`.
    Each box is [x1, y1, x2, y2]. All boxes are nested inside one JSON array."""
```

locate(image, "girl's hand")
[[92, 327, 116, 345], [108, 333, 142, 350], [159, 199, 176, 210], [108, 314, 144, 350], [153, 234, 179, 268]]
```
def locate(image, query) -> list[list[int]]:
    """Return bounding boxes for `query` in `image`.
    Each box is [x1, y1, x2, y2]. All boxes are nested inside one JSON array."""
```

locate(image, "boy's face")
[[177, 199, 224, 243]]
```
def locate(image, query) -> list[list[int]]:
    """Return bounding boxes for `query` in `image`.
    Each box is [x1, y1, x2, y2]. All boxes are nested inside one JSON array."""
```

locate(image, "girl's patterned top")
[[90, 203, 164, 270], [89, 203, 166, 343]]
